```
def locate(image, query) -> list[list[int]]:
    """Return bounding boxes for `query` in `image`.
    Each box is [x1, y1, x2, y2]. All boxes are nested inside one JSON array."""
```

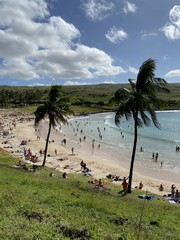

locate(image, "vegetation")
[[0, 148, 179, 240], [34, 85, 73, 167], [111, 59, 170, 193], [0, 82, 180, 114]]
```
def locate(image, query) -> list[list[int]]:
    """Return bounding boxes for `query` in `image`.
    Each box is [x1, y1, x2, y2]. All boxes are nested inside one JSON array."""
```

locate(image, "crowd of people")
[[1, 112, 180, 206]]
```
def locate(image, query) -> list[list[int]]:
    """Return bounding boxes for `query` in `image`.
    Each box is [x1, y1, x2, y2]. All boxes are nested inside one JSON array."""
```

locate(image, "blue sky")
[[0, 0, 180, 86]]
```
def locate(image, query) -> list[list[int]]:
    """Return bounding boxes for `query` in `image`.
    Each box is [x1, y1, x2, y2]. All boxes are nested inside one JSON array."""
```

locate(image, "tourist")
[[140, 147, 144, 152], [98, 179, 103, 187], [171, 184, 176, 197], [159, 184, 164, 191], [62, 172, 67, 179], [80, 160, 84, 170], [122, 179, 128, 191], [139, 181, 144, 190], [155, 152, 159, 162], [175, 189, 180, 199]]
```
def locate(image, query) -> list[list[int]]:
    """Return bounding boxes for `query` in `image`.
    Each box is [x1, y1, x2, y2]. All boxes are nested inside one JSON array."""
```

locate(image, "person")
[[83, 162, 87, 170], [71, 147, 74, 155], [171, 184, 176, 197], [16, 160, 22, 166], [155, 152, 159, 162], [175, 189, 180, 199], [54, 149, 57, 155], [159, 184, 164, 191], [62, 138, 66, 145], [32, 164, 38, 172], [122, 179, 128, 191], [98, 179, 103, 187], [139, 181, 144, 190], [62, 172, 67, 179], [160, 161, 163, 167], [80, 160, 84, 170], [39, 149, 43, 156]]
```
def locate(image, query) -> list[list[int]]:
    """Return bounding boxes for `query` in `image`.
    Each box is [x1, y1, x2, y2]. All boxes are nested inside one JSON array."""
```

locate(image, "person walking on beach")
[[155, 152, 159, 162], [160, 161, 163, 167], [71, 147, 74, 155], [171, 184, 176, 197]]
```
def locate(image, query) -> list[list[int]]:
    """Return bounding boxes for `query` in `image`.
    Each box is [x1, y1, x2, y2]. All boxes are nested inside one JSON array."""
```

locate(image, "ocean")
[[60, 111, 180, 177]]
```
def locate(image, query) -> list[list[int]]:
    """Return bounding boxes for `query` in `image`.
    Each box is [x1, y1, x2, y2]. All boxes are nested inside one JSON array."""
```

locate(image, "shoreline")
[[0, 111, 180, 196], [50, 122, 180, 184]]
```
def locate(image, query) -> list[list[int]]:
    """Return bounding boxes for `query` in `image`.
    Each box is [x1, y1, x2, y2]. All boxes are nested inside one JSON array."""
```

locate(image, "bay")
[[61, 111, 180, 175]]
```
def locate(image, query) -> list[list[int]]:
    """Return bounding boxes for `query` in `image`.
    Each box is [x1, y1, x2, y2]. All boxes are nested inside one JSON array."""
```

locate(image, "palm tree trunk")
[[128, 111, 138, 193], [42, 120, 52, 167]]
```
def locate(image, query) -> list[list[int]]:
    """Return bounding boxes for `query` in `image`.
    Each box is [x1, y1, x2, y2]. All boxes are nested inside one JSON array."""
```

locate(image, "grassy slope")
[[0, 148, 179, 240], [1, 83, 180, 114]]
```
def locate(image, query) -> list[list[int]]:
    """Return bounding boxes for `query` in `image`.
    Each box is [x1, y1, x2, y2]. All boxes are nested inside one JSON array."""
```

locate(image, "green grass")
[[0, 148, 179, 240], [1, 83, 180, 114]]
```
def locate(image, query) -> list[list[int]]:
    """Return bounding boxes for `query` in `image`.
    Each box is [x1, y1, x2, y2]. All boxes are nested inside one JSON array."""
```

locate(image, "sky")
[[0, 0, 180, 86]]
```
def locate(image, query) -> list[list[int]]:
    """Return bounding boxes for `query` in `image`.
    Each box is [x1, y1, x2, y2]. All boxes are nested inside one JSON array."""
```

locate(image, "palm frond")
[[34, 105, 47, 127], [147, 108, 160, 129], [128, 79, 136, 92], [136, 116, 144, 128], [110, 88, 130, 104], [136, 58, 156, 90], [115, 103, 132, 125], [138, 111, 151, 126]]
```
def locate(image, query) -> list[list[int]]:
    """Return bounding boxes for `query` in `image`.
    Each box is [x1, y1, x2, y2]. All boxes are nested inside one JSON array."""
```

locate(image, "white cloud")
[[141, 32, 157, 40], [162, 5, 180, 40], [105, 26, 128, 43], [28, 82, 50, 86], [169, 5, 180, 27], [128, 66, 138, 74], [82, 0, 115, 21], [103, 80, 115, 84], [123, 1, 137, 14], [64, 81, 91, 86], [165, 69, 180, 78], [64, 80, 116, 85], [0, 0, 124, 81], [0, 0, 49, 26]]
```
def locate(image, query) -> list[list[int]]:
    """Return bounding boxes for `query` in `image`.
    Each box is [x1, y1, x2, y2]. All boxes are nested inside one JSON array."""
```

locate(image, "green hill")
[[0, 148, 179, 240]]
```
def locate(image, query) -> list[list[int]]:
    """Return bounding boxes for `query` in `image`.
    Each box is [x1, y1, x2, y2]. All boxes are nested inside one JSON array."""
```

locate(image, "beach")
[[0, 109, 180, 196]]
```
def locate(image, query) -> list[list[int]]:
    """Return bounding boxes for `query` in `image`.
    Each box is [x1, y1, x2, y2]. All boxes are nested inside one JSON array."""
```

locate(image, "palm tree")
[[111, 58, 170, 193], [34, 85, 73, 167]]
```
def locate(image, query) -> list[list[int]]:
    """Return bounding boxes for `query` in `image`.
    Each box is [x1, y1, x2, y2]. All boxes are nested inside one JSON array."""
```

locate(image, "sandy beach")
[[0, 110, 180, 197]]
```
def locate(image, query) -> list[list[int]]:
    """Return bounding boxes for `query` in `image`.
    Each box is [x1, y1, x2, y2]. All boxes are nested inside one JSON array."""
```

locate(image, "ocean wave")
[[156, 110, 180, 113]]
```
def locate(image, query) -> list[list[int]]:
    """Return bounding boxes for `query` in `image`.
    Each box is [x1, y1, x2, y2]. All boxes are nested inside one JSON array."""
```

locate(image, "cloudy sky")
[[0, 0, 180, 86]]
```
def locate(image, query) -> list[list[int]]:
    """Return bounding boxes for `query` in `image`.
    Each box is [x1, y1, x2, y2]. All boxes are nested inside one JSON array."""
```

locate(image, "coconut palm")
[[34, 85, 73, 167], [111, 58, 170, 193]]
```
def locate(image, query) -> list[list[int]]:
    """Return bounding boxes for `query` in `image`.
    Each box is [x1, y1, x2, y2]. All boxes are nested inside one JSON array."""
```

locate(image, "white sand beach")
[[0, 110, 180, 197]]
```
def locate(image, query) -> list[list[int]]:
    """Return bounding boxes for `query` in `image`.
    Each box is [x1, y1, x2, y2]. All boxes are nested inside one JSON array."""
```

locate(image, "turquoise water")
[[61, 111, 180, 174]]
